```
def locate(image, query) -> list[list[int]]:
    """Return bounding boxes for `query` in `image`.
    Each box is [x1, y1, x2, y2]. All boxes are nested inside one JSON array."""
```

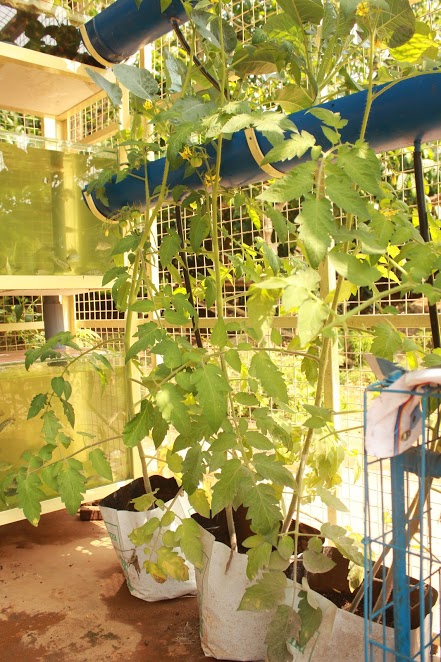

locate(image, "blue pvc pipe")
[[80, 0, 189, 66], [84, 73, 441, 219]]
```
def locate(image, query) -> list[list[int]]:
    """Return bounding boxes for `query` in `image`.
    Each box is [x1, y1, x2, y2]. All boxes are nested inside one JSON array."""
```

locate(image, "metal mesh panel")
[[0, 295, 44, 352], [0, 109, 42, 135], [67, 97, 119, 142]]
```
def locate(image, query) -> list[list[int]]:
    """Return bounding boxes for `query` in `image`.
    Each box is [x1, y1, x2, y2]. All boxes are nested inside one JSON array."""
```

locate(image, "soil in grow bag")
[[192, 508, 321, 556], [100, 475, 179, 512], [300, 546, 437, 629]]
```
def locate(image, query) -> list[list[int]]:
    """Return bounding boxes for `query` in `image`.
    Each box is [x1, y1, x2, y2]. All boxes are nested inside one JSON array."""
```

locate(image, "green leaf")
[[145, 560, 167, 583], [265, 205, 292, 244], [41, 410, 61, 445], [211, 459, 244, 515], [297, 197, 336, 268], [224, 348, 242, 373], [192, 364, 230, 433], [329, 251, 381, 287], [188, 488, 211, 518], [254, 454, 295, 488], [181, 446, 204, 494], [129, 517, 160, 546], [236, 392, 259, 407], [86, 67, 122, 106], [176, 518, 203, 569], [297, 591, 322, 649], [51, 376, 65, 398], [89, 448, 113, 481], [58, 461, 86, 515], [316, 485, 348, 512], [297, 299, 328, 346], [374, 0, 416, 48], [321, 522, 364, 566], [41, 463, 60, 492], [62, 400, 75, 428], [156, 384, 192, 435], [157, 546, 189, 582], [131, 493, 156, 512], [238, 570, 287, 611], [162, 529, 179, 547], [262, 131, 315, 164], [204, 277, 216, 309], [277, 0, 324, 25], [159, 231, 181, 267], [126, 321, 159, 362], [278, 535, 294, 560], [111, 234, 139, 256], [161, 511, 176, 527], [325, 173, 371, 220], [309, 107, 347, 129], [302, 549, 337, 573], [113, 63, 159, 100], [102, 266, 127, 286], [210, 432, 238, 452], [211, 17, 238, 52], [282, 268, 320, 311], [211, 318, 228, 348], [390, 21, 437, 62], [250, 351, 289, 403], [16, 473, 45, 526], [164, 47, 187, 92], [246, 540, 272, 580], [370, 324, 403, 361], [337, 145, 383, 199], [266, 604, 302, 662], [257, 162, 316, 203], [247, 287, 278, 342], [275, 85, 315, 114], [122, 400, 154, 448], [28, 393, 48, 419], [190, 214, 210, 252], [232, 43, 288, 77], [167, 121, 196, 163], [244, 431, 273, 451], [129, 299, 155, 313], [243, 482, 282, 535], [303, 404, 332, 428]]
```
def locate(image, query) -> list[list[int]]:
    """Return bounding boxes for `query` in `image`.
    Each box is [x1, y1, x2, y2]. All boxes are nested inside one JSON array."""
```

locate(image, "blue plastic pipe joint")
[[80, 0, 190, 67]]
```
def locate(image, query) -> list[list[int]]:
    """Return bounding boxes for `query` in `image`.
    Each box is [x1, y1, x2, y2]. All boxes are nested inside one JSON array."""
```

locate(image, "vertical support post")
[[414, 140, 441, 349], [319, 257, 340, 525], [390, 453, 411, 661], [61, 295, 76, 334], [42, 295, 65, 340]]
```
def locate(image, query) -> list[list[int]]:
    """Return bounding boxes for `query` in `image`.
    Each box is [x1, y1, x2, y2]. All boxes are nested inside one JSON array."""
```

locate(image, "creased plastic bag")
[[100, 479, 196, 601], [196, 525, 276, 661]]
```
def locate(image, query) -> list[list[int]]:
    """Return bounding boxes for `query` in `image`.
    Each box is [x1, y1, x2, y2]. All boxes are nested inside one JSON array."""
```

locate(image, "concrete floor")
[[0, 509, 215, 661]]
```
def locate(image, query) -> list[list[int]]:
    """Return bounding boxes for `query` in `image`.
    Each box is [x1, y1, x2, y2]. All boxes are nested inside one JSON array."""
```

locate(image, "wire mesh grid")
[[363, 383, 441, 661], [67, 97, 119, 143], [0, 109, 42, 136], [0, 295, 44, 352]]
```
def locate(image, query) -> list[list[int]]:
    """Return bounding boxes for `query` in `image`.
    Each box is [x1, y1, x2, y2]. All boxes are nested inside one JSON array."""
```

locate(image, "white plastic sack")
[[100, 479, 196, 601], [196, 525, 277, 661], [286, 586, 432, 662], [365, 368, 441, 458]]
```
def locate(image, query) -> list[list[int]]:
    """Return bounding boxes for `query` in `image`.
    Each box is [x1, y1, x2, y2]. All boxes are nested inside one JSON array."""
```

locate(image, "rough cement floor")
[[0, 509, 217, 661]]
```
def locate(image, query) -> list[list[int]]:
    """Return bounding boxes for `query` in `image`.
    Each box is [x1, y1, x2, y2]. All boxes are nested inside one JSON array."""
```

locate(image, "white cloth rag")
[[365, 368, 441, 458]]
